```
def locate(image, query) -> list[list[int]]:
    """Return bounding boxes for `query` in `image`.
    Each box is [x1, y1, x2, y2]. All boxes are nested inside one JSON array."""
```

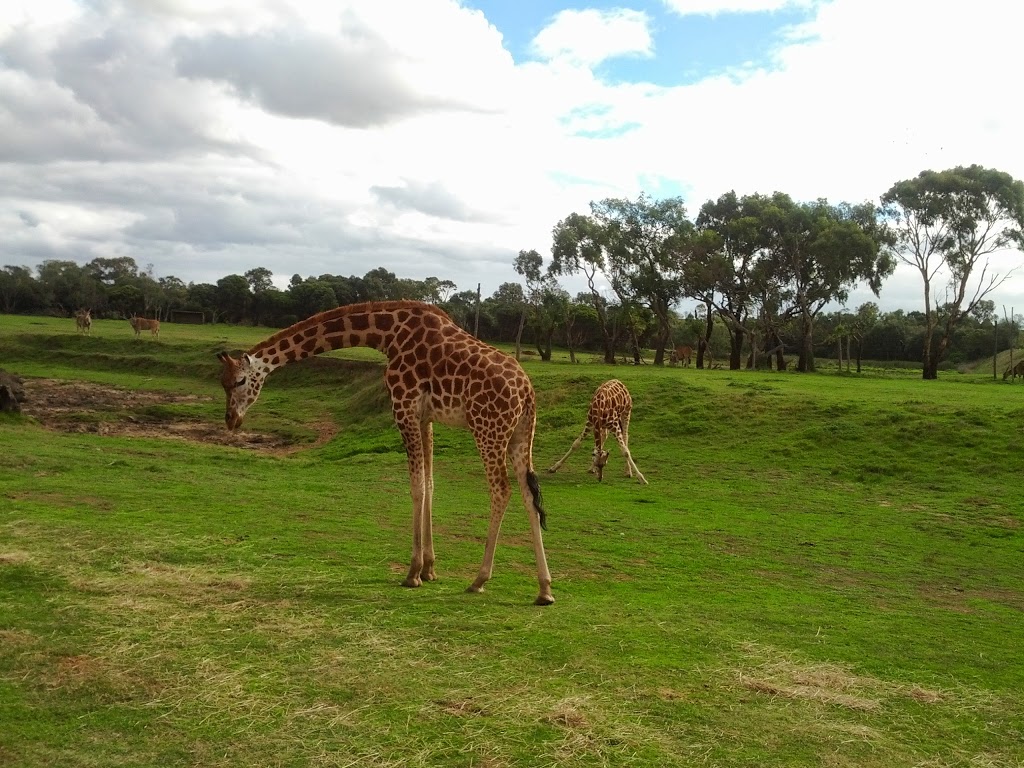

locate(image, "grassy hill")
[[1, 314, 1023, 767]]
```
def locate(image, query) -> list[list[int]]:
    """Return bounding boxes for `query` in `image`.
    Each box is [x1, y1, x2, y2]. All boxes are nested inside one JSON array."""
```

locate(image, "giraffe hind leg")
[[398, 422, 428, 588], [467, 444, 512, 595]]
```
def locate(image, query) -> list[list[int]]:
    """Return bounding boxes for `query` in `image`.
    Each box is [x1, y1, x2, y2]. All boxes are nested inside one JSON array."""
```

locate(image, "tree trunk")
[[697, 300, 714, 369], [797, 313, 816, 372], [514, 307, 526, 361], [729, 327, 744, 370]]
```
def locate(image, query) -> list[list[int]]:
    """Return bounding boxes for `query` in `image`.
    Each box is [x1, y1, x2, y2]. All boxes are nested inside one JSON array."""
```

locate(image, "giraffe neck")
[[246, 300, 447, 373]]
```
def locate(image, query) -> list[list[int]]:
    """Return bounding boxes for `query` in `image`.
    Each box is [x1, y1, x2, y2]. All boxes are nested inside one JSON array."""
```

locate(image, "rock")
[[0, 368, 25, 413]]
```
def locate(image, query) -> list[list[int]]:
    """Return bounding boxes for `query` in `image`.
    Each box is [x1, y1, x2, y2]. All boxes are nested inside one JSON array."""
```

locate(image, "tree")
[[550, 212, 617, 364], [513, 249, 548, 361], [36, 260, 97, 314], [594, 194, 693, 366], [690, 191, 760, 369], [0, 266, 38, 313], [760, 195, 894, 372], [423, 277, 457, 304], [216, 275, 252, 323], [882, 165, 1024, 379], [86, 256, 139, 285], [244, 267, 274, 294], [288, 279, 337, 320]]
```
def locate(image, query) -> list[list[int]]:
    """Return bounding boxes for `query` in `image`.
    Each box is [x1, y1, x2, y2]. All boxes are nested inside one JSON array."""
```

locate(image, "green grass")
[[1, 314, 1023, 767]]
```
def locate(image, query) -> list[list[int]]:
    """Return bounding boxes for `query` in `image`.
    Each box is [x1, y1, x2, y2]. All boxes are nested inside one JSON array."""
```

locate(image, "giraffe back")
[[588, 379, 632, 430]]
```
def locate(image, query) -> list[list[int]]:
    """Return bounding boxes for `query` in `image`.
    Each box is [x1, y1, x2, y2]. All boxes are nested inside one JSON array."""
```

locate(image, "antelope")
[[75, 309, 92, 335], [1003, 361, 1024, 381], [672, 345, 693, 367], [129, 315, 160, 338]]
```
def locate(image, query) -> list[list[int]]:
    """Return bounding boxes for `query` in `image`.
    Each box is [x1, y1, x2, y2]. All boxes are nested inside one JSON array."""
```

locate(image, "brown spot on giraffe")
[[548, 379, 648, 484], [216, 301, 554, 605]]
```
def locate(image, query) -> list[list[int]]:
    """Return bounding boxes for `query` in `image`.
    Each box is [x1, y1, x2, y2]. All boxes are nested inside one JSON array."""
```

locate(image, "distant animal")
[[673, 345, 693, 367], [129, 315, 160, 338], [75, 309, 92, 335], [548, 379, 647, 484], [1003, 360, 1024, 381]]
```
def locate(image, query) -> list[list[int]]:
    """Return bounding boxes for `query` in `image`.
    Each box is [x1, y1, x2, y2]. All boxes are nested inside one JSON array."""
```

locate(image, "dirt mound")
[[18, 378, 300, 451]]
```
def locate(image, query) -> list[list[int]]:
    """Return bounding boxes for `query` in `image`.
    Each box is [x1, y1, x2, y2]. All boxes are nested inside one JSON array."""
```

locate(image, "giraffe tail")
[[526, 470, 547, 531]]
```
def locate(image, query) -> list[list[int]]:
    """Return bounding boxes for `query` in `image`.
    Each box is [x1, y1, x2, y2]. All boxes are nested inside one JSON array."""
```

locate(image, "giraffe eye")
[[234, 377, 246, 388]]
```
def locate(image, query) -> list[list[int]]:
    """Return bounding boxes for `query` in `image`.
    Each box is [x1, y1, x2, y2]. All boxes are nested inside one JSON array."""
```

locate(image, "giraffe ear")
[[244, 353, 258, 368]]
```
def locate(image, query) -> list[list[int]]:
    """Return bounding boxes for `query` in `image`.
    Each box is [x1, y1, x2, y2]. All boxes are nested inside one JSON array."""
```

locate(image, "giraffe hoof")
[[420, 569, 436, 582], [402, 577, 422, 588], [465, 584, 484, 594], [534, 594, 555, 606]]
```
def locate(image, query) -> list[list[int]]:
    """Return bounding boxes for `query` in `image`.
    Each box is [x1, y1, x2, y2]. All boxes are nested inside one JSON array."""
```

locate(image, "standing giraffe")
[[548, 379, 648, 484], [216, 301, 554, 605]]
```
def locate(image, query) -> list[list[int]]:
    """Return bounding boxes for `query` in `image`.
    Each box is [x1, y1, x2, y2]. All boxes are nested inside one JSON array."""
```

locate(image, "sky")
[[2, 0, 1023, 315]]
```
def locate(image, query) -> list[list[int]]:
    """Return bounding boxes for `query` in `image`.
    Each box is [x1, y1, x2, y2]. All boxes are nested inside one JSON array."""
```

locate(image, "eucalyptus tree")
[[423, 277, 457, 304], [549, 212, 617, 363], [593, 194, 694, 366], [513, 249, 544, 360], [757, 194, 893, 372], [882, 165, 1024, 379], [689, 191, 760, 369]]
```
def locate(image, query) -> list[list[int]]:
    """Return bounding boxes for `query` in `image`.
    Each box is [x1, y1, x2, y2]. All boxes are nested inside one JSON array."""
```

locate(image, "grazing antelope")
[[1003, 360, 1024, 381], [548, 379, 647, 484], [129, 315, 160, 338], [672, 345, 693, 367], [75, 309, 92, 335], [217, 301, 554, 605]]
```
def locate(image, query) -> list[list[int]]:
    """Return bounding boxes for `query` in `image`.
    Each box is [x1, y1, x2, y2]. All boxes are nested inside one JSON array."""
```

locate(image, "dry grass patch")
[[731, 642, 975, 716]]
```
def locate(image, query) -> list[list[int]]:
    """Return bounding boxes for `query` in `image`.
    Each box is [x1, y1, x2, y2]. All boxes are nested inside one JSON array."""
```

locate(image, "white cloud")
[[662, 0, 813, 15], [530, 9, 653, 67], [0, 0, 1022, 312]]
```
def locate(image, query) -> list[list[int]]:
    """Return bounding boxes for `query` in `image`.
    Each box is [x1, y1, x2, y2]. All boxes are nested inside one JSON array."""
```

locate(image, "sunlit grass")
[[1, 315, 1023, 767]]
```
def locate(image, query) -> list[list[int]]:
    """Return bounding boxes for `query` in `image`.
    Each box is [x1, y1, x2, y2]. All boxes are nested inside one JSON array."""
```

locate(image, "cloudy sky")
[[2, 0, 1022, 313]]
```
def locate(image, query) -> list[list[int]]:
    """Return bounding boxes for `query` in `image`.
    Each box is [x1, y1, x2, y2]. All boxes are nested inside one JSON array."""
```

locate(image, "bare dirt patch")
[[18, 378, 333, 452]]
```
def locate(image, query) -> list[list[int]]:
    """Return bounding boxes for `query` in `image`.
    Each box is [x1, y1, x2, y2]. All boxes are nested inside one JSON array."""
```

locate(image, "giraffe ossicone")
[[217, 300, 554, 605], [548, 378, 647, 485]]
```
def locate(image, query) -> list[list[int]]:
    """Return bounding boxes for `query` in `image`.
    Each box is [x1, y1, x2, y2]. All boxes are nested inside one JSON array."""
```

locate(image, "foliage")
[[882, 165, 1024, 379]]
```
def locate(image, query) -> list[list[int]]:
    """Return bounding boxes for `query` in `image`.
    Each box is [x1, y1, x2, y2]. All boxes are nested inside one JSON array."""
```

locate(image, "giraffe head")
[[592, 447, 610, 480], [217, 351, 269, 430]]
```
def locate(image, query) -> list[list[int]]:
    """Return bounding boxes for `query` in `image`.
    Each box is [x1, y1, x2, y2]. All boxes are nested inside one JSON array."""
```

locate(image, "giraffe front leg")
[[548, 428, 588, 473], [613, 426, 647, 485], [399, 423, 427, 588]]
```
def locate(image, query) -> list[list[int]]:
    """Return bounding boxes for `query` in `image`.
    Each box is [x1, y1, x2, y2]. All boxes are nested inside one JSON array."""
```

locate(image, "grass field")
[[1, 314, 1023, 767]]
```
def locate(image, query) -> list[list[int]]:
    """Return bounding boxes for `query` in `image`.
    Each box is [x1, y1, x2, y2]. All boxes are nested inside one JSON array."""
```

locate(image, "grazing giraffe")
[[548, 379, 648, 485], [216, 300, 554, 605], [129, 315, 160, 338], [75, 309, 92, 335]]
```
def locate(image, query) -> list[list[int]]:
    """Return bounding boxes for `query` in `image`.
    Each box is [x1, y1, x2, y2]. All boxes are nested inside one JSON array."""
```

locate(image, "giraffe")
[[216, 300, 554, 605], [547, 379, 648, 485]]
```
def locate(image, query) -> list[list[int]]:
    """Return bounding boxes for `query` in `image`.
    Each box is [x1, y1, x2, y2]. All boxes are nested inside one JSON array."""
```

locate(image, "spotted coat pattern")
[[217, 300, 554, 605], [548, 378, 648, 485]]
